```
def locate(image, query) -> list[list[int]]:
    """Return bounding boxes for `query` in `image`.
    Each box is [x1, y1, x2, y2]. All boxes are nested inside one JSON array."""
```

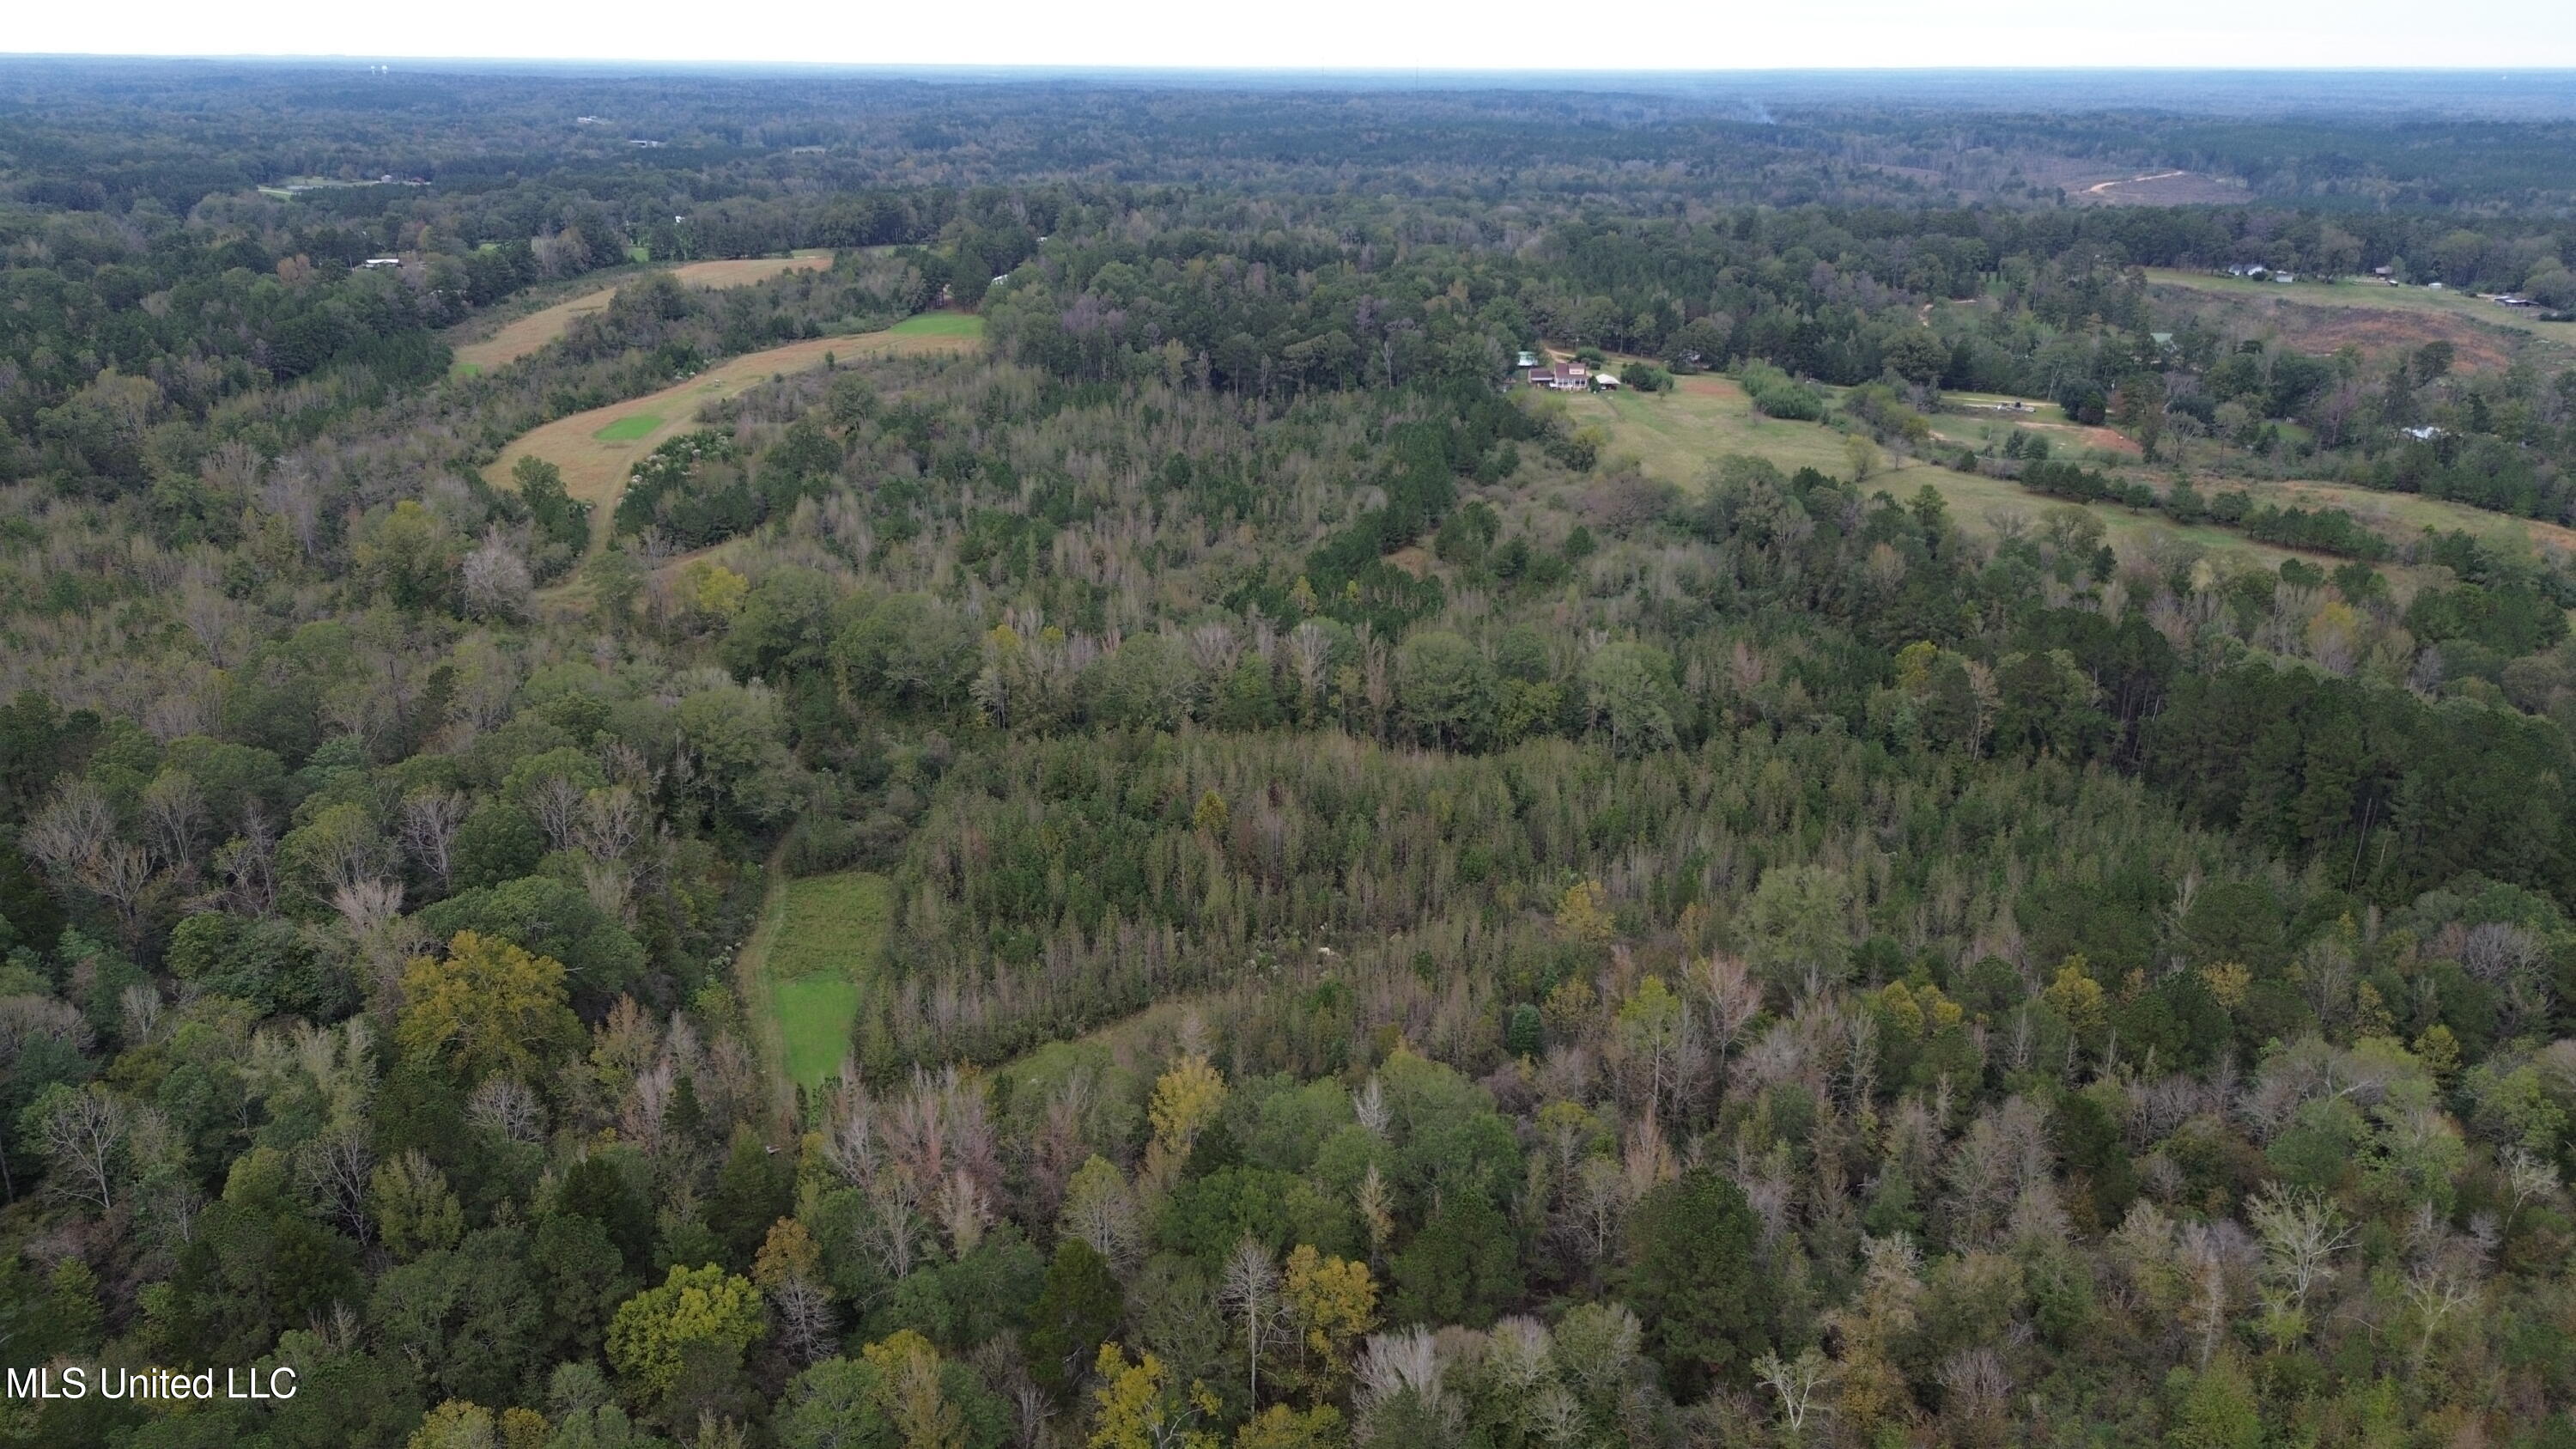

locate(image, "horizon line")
[[8, 55, 2576, 76]]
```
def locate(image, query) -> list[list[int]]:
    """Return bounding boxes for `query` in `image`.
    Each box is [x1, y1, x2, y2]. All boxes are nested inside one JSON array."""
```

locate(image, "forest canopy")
[[8, 57, 2576, 1449]]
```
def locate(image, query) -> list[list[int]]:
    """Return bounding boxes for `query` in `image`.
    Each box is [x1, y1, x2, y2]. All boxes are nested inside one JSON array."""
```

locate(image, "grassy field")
[[738, 869, 893, 1098], [885, 312, 987, 337], [592, 413, 663, 442], [2256, 478, 2576, 561], [1562, 376, 1856, 481], [1571, 372, 2352, 573], [487, 317, 983, 551], [448, 252, 836, 374], [2143, 268, 2576, 368], [1571, 368, 2576, 588], [1921, 394, 2142, 460]]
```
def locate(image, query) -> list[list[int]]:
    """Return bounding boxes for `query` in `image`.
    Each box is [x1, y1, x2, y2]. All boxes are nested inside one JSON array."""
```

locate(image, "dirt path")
[[2085, 169, 2189, 197], [487, 321, 980, 549], [451, 253, 834, 374], [732, 841, 799, 1123]]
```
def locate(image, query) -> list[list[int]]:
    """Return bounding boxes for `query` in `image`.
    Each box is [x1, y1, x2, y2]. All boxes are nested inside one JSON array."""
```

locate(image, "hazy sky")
[[10, 0, 2576, 70]]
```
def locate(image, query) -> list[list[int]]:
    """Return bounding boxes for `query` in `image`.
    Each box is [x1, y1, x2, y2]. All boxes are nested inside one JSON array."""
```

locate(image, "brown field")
[[2144, 268, 2576, 371], [487, 319, 982, 548], [450, 253, 835, 374]]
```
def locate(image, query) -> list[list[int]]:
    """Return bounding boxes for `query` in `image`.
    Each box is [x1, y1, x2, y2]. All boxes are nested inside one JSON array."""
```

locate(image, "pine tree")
[[1624, 1166, 1770, 1400], [1029, 1238, 1127, 1399]]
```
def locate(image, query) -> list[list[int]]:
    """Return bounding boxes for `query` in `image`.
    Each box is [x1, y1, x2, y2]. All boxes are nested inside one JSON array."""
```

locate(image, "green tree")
[[1395, 630, 1497, 751], [1029, 1238, 1127, 1399], [1624, 1166, 1770, 1400], [2166, 1357, 2262, 1449], [605, 1264, 765, 1402], [397, 930, 583, 1086], [1578, 642, 1679, 757], [708, 1128, 793, 1270], [1388, 1191, 1521, 1330], [1741, 864, 1852, 993]]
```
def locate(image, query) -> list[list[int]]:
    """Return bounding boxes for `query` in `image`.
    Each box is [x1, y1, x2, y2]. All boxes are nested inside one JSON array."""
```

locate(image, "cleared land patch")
[[1562, 376, 1855, 481], [592, 413, 663, 442], [740, 870, 893, 1097], [486, 315, 983, 547], [885, 312, 987, 337], [1572, 371, 2576, 589], [1575, 373, 2343, 573], [2146, 268, 2576, 368], [448, 251, 835, 374]]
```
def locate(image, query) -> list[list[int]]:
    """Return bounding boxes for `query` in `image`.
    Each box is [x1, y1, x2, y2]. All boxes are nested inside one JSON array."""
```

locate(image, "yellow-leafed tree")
[[398, 930, 583, 1084]]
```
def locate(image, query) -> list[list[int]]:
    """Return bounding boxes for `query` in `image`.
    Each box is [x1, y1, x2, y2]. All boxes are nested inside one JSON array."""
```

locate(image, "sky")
[[8, 0, 2576, 70]]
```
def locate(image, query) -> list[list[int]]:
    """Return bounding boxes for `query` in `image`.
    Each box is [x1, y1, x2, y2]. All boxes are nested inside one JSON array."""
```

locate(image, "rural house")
[[1526, 361, 1591, 391]]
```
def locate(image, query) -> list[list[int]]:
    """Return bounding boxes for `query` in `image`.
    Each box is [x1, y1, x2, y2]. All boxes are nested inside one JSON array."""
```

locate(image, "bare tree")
[[1219, 1237, 1283, 1405], [140, 770, 210, 874], [2178, 1220, 2252, 1368], [298, 1126, 376, 1243], [398, 789, 467, 888], [23, 778, 115, 884], [1693, 952, 1764, 1090], [934, 1166, 992, 1256], [532, 775, 588, 855], [217, 803, 282, 916], [468, 1077, 547, 1145], [1754, 1348, 1832, 1434], [577, 785, 645, 863], [2248, 1184, 2353, 1326], [461, 531, 534, 622], [29, 1084, 128, 1214], [1355, 1329, 1458, 1446], [1554, 1154, 1631, 1285], [773, 1273, 839, 1366], [83, 843, 158, 945], [2403, 1251, 2481, 1372], [1287, 621, 1331, 715], [120, 983, 165, 1046]]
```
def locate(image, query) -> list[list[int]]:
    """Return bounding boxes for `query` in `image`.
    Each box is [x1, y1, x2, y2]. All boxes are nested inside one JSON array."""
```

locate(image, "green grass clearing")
[[760, 871, 893, 1092], [1563, 378, 1856, 484], [592, 413, 664, 442], [774, 974, 861, 1094], [1566, 367, 2392, 578], [886, 312, 987, 337]]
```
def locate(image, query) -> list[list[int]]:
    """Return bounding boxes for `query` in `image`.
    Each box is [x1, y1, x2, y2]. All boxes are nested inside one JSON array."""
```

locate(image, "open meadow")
[[736, 869, 894, 1099], [2145, 266, 2576, 368], [486, 313, 985, 547], [448, 251, 836, 374], [1563, 368, 2576, 588]]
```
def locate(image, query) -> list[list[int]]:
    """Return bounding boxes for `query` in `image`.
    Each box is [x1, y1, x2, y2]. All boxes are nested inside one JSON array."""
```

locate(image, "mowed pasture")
[[1559, 376, 1856, 481], [739, 870, 893, 1098], [448, 251, 835, 374], [881, 312, 987, 337], [592, 413, 663, 442], [486, 314, 985, 547]]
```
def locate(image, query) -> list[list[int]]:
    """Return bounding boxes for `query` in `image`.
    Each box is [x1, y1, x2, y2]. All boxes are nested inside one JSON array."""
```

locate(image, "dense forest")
[[11, 58, 2576, 1449]]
